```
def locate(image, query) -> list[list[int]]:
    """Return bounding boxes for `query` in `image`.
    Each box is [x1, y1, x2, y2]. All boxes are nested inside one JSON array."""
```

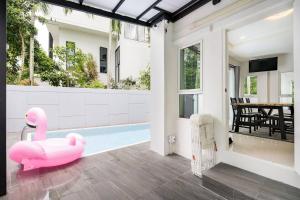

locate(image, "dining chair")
[[269, 107, 294, 136], [230, 97, 257, 133]]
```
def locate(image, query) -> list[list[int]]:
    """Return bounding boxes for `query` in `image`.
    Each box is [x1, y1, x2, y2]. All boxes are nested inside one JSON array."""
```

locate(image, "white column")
[[294, 0, 300, 174], [150, 21, 167, 155]]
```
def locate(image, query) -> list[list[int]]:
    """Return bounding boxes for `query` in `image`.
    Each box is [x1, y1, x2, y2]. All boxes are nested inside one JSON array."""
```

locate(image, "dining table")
[[234, 102, 294, 140]]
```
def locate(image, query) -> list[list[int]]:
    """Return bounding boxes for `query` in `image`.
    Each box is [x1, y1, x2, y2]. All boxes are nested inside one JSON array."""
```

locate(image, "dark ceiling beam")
[[40, 0, 151, 27], [136, 0, 162, 20], [171, 0, 211, 22], [212, 0, 221, 5], [112, 0, 125, 13]]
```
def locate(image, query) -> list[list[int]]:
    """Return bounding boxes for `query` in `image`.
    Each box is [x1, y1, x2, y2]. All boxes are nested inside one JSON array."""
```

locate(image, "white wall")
[[239, 54, 294, 102], [172, 30, 226, 159], [165, 23, 179, 155], [118, 26, 150, 80], [294, 0, 300, 175], [150, 0, 300, 188], [40, 5, 110, 34], [7, 86, 150, 133], [58, 28, 109, 82], [150, 22, 167, 156]]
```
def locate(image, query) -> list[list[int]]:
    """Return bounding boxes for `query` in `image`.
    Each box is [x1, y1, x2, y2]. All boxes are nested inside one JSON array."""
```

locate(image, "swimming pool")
[[33, 123, 150, 156]]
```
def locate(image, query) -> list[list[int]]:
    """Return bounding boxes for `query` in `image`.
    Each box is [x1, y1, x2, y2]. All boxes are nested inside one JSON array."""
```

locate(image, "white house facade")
[[36, 5, 150, 84]]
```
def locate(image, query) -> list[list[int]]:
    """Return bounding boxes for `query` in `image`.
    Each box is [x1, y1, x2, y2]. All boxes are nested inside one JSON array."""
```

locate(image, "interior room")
[[227, 8, 294, 166]]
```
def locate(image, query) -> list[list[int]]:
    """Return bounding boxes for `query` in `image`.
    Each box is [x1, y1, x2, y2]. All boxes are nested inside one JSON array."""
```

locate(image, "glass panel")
[[243, 75, 257, 95], [137, 26, 145, 42], [100, 47, 107, 73], [281, 72, 294, 95], [180, 43, 201, 90], [124, 23, 137, 40], [249, 76, 257, 95], [179, 94, 199, 118], [145, 27, 150, 42]]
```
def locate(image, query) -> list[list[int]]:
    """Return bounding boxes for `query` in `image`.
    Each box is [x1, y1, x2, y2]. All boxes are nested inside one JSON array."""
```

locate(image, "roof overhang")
[[40, 0, 222, 27]]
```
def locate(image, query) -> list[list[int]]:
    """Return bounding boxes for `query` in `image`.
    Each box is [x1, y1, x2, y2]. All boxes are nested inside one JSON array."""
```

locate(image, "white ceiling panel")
[[116, 0, 157, 18], [141, 9, 159, 22], [228, 12, 293, 60], [83, 0, 120, 11], [157, 0, 192, 13]]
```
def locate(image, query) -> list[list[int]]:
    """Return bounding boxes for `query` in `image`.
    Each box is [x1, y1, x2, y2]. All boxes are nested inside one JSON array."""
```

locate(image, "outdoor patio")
[[4, 142, 224, 200], [1, 0, 300, 198]]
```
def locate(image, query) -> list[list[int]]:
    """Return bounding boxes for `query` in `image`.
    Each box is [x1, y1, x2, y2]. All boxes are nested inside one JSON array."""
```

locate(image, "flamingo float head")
[[26, 107, 48, 140]]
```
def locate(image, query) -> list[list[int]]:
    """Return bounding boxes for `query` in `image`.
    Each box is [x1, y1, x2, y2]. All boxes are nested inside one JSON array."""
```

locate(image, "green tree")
[[7, 0, 36, 82], [7, 0, 50, 84]]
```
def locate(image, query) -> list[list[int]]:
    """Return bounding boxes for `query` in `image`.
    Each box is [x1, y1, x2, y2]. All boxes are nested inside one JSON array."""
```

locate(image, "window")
[[179, 94, 200, 118], [179, 42, 202, 119], [49, 32, 53, 59], [243, 75, 257, 96], [124, 23, 149, 42], [66, 41, 75, 68], [124, 23, 137, 40], [137, 26, 145, 41], [100, 47, 107, 73], [280, 72, 294, 103], [115, 47, 120, 82]]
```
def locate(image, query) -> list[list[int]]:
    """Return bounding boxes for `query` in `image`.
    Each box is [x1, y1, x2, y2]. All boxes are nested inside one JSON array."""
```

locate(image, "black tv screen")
[[249, 57, 278, 73]]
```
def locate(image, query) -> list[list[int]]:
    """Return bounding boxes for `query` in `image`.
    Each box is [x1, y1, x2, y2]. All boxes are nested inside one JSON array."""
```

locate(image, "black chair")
[[269, 108, 294, 136], [245, 98, 252, 113], [230, 97, 257, 133], [245, 97, 263, 128]]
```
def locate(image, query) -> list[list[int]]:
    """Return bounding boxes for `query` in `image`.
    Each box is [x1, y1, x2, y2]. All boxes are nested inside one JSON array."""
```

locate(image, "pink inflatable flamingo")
[[9, 107, 85, 171]]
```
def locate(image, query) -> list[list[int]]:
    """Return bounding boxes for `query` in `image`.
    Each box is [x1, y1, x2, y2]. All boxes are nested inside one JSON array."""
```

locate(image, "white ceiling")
[[83, 0, 120, 11], [157, 0, 191, 13], [75, 0, 192, 22], [227, 10, 293, 61]]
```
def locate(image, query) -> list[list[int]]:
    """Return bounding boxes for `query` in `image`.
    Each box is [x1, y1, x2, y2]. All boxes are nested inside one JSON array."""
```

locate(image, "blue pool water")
[[43, 123, 150, 156]]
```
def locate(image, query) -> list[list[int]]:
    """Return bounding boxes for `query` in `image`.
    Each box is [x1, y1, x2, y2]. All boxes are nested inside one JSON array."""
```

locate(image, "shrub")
[[40, 70, 76, 87], [119, 76, 137, 89], [19, 79, 38, 86], [84, 80, 106, 89], [85, 54, 98, 80], [107, 76, 119, 89], [138, 66, 150, 90]]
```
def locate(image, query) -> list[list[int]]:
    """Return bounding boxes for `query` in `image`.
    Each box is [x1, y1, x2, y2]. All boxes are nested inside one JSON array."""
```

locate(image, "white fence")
[[7, 85, 150, 133]]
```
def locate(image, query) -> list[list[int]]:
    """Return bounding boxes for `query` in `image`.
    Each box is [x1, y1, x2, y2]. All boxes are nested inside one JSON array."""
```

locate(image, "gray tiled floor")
[[203, 163, 300, 200], [3, 142, 224, 200]]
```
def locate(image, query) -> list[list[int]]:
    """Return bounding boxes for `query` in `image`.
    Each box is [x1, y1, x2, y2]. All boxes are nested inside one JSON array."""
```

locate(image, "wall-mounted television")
[[249, 57, 278, 73]]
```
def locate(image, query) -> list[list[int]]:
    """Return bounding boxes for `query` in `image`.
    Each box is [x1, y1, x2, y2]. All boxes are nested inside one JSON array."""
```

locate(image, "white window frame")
[[178, 41, 203, 95], [178, 41, 203, 118]]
